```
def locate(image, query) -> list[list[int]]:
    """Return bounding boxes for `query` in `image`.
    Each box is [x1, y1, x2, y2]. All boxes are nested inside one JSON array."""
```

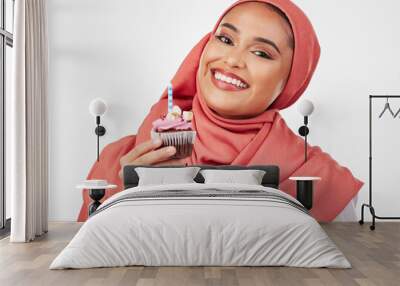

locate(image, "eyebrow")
[[220, 22, 281, 54]]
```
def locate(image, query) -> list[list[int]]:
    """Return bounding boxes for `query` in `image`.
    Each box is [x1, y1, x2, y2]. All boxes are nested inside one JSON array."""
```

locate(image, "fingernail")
[[166, 146, 176, 154], [152, 138, 162, 145]]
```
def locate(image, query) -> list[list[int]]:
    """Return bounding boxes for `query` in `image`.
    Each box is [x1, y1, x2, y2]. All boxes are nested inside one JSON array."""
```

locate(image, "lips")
[[210, 68, 250, 92], [212, 68, 249, 86]]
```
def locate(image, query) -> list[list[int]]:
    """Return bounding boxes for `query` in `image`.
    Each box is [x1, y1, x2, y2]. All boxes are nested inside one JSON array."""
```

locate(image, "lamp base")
[[95, 125, 106, 136], [298, 126, 309, 136]]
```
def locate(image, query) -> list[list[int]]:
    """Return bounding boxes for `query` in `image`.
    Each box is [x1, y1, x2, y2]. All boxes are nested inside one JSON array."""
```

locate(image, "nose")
[[224, 49, 245, 69]]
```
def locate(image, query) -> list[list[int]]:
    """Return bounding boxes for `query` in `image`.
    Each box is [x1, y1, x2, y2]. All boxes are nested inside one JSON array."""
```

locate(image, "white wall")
[[48, 0, 400, 221]]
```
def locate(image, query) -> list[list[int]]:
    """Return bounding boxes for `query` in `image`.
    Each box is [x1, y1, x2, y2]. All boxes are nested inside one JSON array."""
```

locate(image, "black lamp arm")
[[94, 115, 106, 136], [298, 115, 309, 163], [94, 116, 106, 162]]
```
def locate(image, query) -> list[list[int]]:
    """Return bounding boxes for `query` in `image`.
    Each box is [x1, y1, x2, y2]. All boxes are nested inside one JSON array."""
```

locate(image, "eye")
[[252, 50, 272, 60], [215, 34, 233, 46]]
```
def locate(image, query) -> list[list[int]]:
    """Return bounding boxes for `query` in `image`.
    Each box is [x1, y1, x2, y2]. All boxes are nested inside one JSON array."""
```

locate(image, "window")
[[0, 0, 14, 235]]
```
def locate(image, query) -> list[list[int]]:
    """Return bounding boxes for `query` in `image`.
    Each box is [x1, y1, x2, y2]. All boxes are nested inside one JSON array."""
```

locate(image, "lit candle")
[[167, 82, 173, 113]]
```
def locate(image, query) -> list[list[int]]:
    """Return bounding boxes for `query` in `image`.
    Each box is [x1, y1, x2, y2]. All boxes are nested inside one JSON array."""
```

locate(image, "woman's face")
[[197, 2, 294, 119]]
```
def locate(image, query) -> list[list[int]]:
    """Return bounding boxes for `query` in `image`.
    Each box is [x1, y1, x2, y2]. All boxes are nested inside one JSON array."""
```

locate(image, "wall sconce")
[[297, 99, 315, 163], [89, 98, 107, 162]]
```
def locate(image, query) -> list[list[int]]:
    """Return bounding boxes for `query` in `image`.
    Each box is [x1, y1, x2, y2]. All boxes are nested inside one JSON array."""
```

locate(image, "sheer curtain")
[[10, 0, 48, 242]]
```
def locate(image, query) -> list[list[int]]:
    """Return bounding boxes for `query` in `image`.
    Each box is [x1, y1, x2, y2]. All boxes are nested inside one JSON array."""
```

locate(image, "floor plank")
[[0, 222, 399, 286]]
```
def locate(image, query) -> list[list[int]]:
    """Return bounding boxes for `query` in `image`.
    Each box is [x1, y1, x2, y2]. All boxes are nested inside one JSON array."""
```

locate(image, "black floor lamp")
[[89, 98, 107, 162], [291, 99, 319, 210], [297, 99, 315, 163]]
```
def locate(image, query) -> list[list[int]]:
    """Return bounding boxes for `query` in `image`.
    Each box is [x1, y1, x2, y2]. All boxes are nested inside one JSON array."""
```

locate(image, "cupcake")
[[151, 105, 196, 159]]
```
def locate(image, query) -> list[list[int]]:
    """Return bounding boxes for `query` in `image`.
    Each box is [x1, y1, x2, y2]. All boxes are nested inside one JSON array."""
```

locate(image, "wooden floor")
[[0, 222, 399, 286]]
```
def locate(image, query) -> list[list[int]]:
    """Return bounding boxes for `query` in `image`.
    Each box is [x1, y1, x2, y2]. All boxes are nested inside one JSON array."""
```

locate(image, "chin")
[[207, 102, 247, 119], [203, 94, 236, 115]]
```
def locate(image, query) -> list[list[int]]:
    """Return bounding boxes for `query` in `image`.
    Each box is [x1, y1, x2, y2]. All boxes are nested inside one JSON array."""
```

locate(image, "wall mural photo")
[[77, 0, 363, 222]]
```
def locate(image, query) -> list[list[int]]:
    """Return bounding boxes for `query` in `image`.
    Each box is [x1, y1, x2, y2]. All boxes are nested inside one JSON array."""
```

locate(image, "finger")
[[121, 139, 162, 165], [135, 146, 177, 165], [153, 158, 187, 166]]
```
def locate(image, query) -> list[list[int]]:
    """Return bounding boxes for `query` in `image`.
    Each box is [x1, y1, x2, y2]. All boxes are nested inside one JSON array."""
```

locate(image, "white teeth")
[[213, 71, 248, 89]]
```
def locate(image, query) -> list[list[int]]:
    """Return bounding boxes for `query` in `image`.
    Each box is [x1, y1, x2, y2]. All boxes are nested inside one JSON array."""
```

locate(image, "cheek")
[[249, 62, 287, 105], [200, 41, 226, 70]]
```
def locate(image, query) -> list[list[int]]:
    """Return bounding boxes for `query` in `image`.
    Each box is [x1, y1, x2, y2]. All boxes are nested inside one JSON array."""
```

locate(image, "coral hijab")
[[78, 0, 363, 222]]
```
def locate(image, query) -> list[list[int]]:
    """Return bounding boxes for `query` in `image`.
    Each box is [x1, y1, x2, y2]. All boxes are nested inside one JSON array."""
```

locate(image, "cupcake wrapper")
[[151, 130, 196, 159]]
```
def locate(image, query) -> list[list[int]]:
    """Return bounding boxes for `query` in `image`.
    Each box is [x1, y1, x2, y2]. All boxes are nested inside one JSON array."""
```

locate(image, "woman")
[[78, 0, 363, 222]]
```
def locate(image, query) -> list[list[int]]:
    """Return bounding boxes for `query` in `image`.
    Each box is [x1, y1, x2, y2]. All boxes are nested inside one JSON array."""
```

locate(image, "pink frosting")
[[152, 117, 192, 132]]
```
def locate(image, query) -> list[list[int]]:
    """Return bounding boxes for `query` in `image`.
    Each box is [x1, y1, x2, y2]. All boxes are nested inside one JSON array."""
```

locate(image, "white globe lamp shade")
[[89, 98, 107, 117], [297, 99, 314, 116]]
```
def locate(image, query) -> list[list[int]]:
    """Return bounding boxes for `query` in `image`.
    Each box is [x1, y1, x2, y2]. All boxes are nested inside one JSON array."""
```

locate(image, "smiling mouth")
[[210, 68, 250, 91]]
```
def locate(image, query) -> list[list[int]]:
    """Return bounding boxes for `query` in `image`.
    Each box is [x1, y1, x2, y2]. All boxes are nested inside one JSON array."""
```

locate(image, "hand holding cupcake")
[[151, 105, 196, 159]]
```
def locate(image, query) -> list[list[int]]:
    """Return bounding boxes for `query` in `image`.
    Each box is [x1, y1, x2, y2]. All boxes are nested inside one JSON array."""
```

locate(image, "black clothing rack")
[[359, 95, 400, 230]]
